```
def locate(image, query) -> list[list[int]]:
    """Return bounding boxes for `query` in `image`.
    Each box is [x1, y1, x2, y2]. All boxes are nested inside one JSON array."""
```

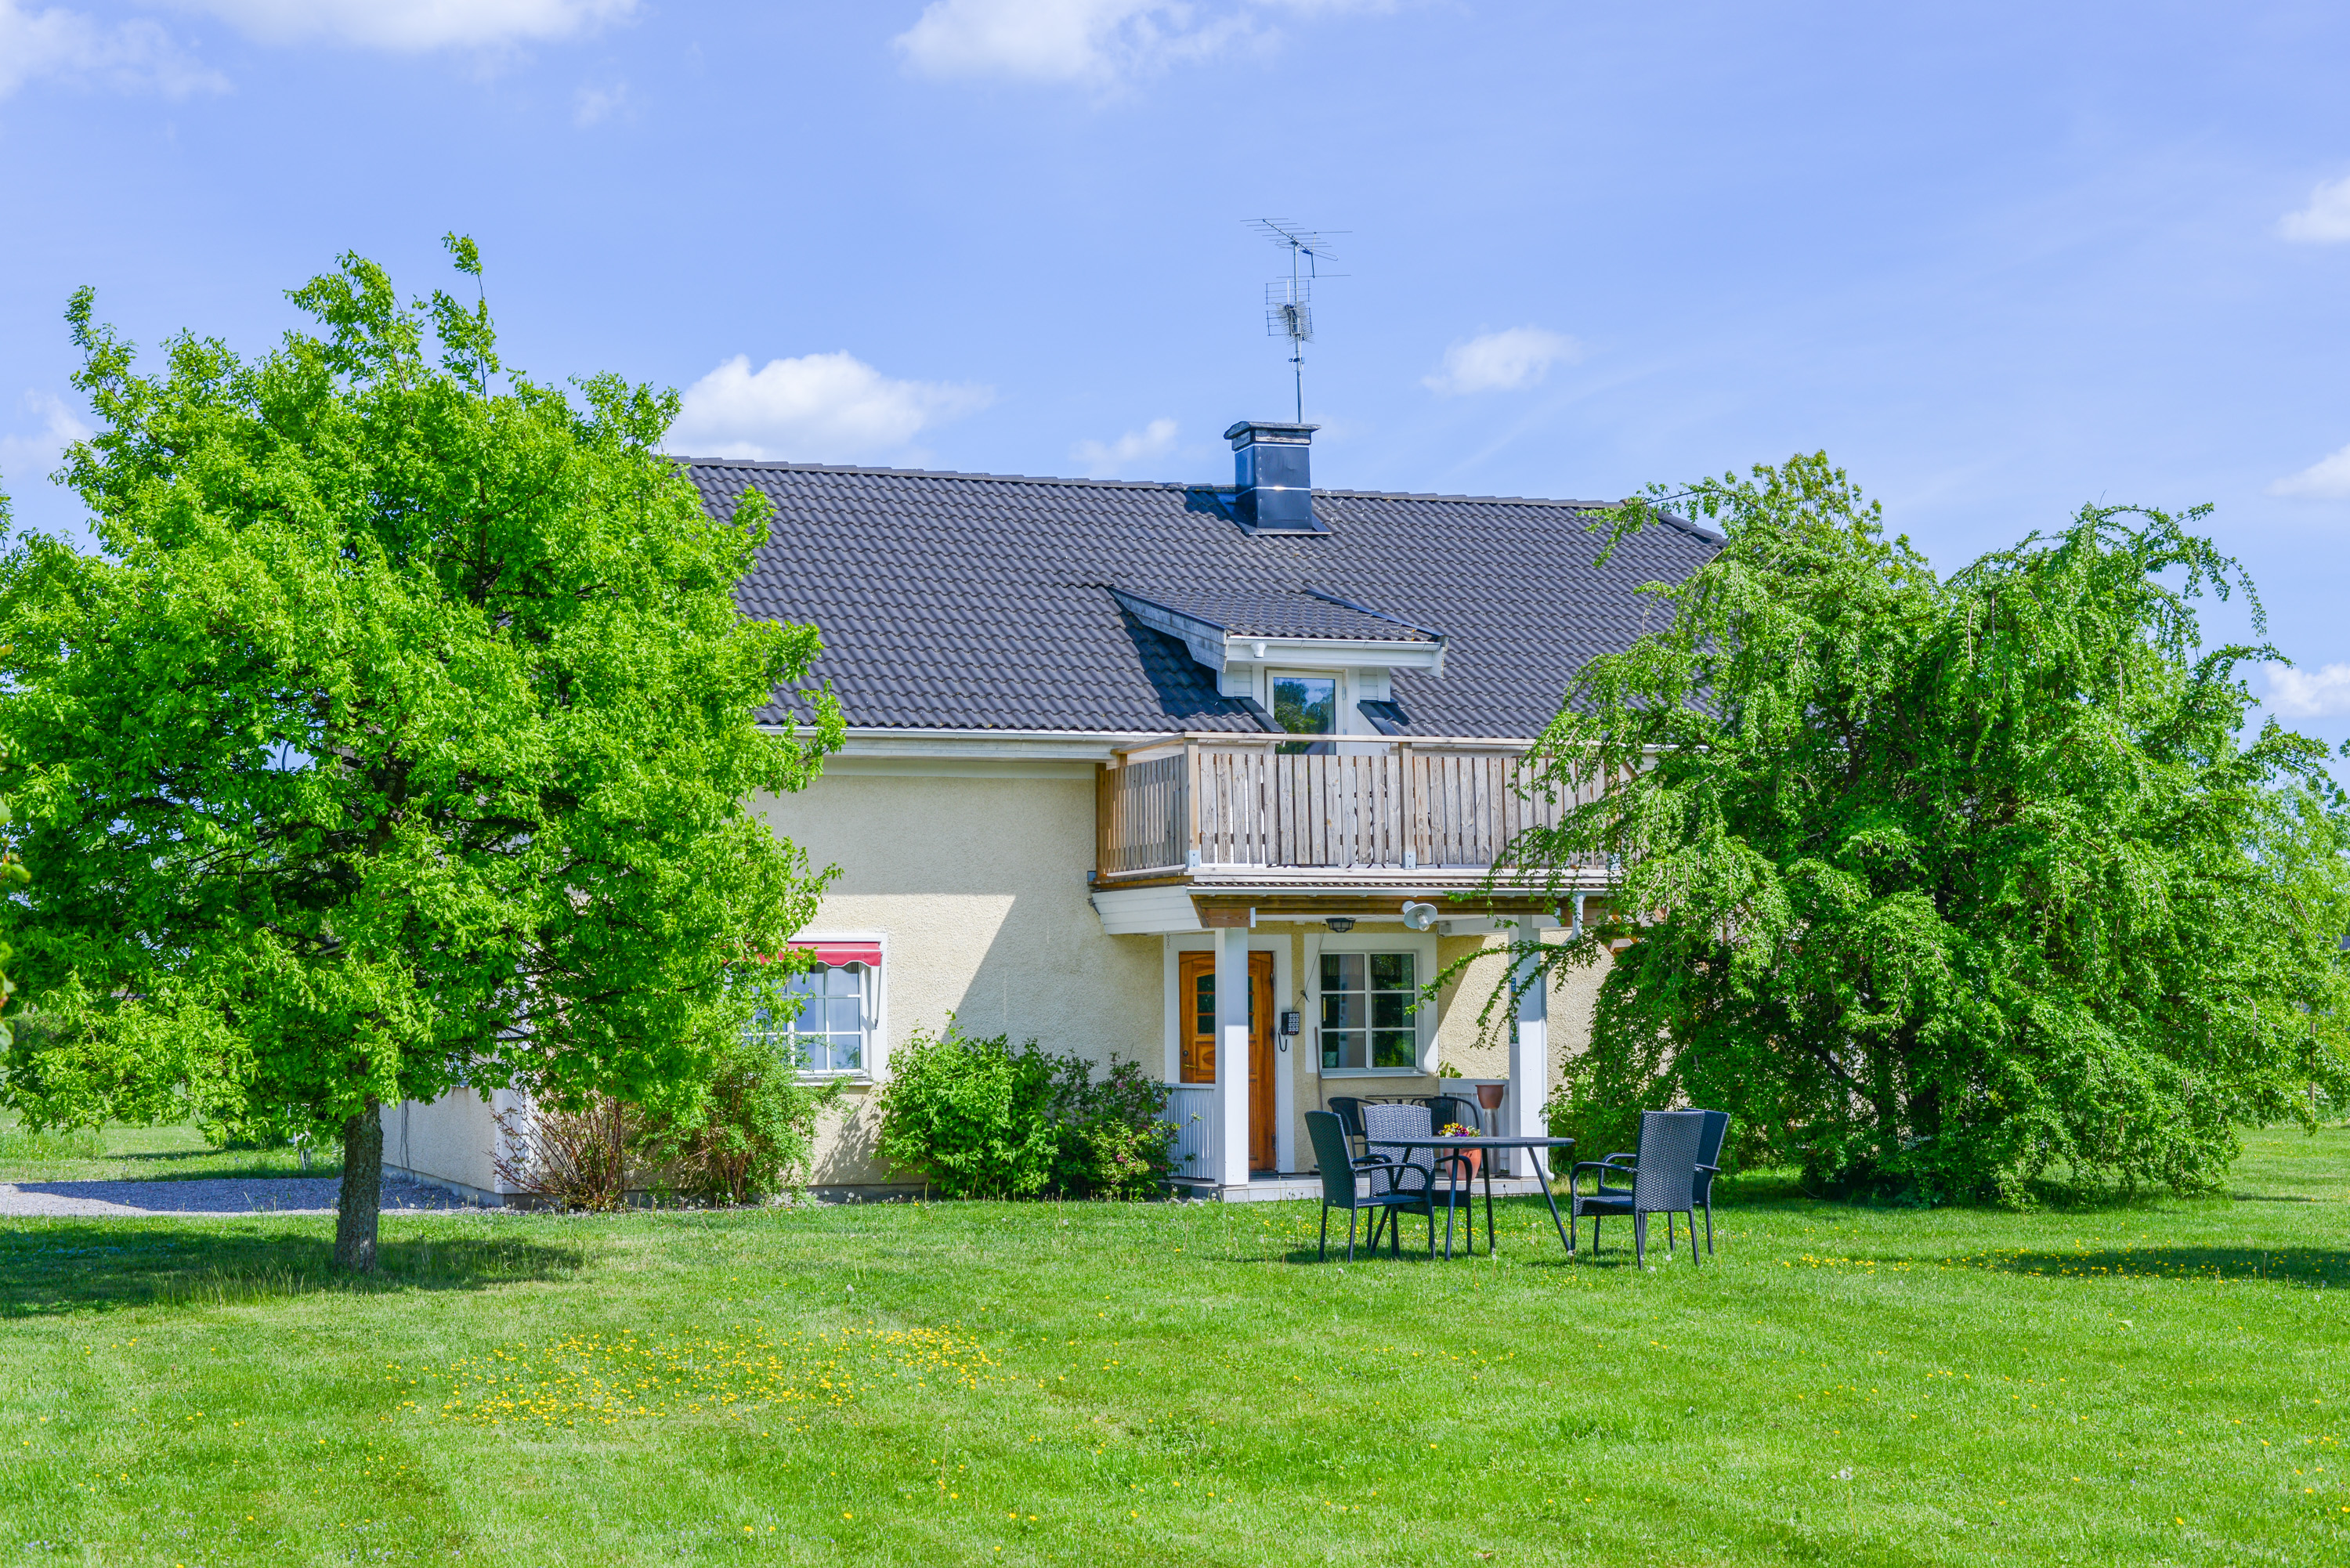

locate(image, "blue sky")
[[3, 1, 2348, 740]]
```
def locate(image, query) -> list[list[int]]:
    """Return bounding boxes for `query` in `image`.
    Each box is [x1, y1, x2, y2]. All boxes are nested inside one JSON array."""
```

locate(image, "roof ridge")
[[674, 456, 1204, 492], [678, 454, 1722, 539]]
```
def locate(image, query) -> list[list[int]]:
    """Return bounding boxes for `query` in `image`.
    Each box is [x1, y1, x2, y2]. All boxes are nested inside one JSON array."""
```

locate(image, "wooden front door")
[[1178, 949, 1278, 1171]]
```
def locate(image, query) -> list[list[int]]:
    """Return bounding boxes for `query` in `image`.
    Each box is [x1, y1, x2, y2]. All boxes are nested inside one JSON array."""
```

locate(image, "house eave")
[[764, 724, 1159, 764], [1110, 588, 1446, 676]]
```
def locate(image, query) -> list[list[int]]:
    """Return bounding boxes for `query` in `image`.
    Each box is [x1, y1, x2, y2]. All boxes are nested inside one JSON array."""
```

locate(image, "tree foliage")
[[0, 240, 842, 1263], [1504, 454, 2350, 1202]]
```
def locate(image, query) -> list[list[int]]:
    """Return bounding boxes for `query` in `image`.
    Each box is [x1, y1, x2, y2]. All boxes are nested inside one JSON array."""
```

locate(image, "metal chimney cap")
[[1224, 421, 1318, 448]]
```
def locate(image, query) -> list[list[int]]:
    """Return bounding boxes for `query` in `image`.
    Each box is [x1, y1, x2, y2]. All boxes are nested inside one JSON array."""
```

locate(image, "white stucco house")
[[381, 420, 1719, 1202]]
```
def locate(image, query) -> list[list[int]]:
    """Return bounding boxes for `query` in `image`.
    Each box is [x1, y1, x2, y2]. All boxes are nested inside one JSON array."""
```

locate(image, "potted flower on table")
[[1436, 1122, 1482, 1181]]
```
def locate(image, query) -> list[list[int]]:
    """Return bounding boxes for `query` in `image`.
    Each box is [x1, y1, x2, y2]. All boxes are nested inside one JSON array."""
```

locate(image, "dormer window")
[[1271, 673, 1337, 753]]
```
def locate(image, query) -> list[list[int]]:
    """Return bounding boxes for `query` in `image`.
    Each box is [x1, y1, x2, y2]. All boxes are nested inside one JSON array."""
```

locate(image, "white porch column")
[[1509, 930, 1550, 1172], [1213, 923, 1253, 1190]]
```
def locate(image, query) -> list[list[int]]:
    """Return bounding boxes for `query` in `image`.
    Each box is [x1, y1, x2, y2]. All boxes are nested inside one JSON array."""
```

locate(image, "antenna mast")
[[1249, 219, 1345, 422]]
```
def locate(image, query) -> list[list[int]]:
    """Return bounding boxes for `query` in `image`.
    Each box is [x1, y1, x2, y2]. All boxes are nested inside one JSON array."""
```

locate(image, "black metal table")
[[1368, 1135, 1578, 1259]]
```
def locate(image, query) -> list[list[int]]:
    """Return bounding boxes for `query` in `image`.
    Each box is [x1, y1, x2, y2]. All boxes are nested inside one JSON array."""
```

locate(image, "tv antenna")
[[1249, 219, 1346, 422]]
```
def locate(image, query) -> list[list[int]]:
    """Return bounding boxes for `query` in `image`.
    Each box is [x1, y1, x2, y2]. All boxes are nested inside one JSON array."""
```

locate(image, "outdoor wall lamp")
[[1325, 916, 1354, 933], [1401, 901, 1440, 930]]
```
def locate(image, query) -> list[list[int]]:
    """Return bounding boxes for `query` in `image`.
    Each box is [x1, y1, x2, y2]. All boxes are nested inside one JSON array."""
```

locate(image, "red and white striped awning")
[[792, 941, 881, 969]]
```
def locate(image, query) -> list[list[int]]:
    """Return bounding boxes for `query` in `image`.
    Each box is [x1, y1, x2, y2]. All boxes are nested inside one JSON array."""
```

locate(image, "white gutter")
[[758, 724, 1161, 763]]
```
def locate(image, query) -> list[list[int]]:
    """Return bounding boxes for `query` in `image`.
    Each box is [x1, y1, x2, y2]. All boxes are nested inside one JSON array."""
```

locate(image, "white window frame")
[[1311, 928, 1439, 1078], [756, 930, 888, 1084], [1266, 668, 1343, 742]]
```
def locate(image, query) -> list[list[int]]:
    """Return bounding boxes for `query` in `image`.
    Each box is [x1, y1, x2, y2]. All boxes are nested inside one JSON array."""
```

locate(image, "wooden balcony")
[[1094, 734, 1579, 888]]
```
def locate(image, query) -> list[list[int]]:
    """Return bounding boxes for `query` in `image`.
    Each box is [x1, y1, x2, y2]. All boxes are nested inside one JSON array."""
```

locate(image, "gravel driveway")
[[0, 1176, 479, 1217]]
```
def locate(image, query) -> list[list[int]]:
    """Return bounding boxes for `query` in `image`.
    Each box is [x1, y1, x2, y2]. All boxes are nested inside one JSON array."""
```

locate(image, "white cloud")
[[175, 0, 634, 52], [0, 391, 93, 493], [2269, 441, 2350, 500], [573, 79, 625, 126], [0, 2, 225, 98], [1421, 326, 1584, 396], [1072, 417, 1177, 477], [2280, 175, 2350, 244], [2267, 663, 2350, 720], [891, 0, 1387, 87], [666, 352, 993, 464]]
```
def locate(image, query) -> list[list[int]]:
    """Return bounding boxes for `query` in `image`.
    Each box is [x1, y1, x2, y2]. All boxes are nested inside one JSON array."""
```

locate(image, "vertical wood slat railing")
[[1160, 1085, 1214, 1179], [1096, 737, 1572, 878]]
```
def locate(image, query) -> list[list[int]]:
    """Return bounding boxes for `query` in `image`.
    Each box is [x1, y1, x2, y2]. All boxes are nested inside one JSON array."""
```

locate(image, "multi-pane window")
[[749, 961, 868, 1074], [1320, 952, 1417, 1071]]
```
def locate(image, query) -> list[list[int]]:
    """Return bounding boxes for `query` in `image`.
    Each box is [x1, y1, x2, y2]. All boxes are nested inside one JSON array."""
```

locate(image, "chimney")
[[1224, 420, 1325, 533]]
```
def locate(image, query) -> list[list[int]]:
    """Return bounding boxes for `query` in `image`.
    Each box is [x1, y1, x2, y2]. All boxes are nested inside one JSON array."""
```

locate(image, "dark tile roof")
[[692, 461, 1719, 739], [1115, 586, 1441, 643]]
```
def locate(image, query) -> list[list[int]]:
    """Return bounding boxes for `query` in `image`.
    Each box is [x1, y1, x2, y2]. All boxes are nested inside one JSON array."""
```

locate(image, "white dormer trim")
[[1112, 590, 1447, 678]]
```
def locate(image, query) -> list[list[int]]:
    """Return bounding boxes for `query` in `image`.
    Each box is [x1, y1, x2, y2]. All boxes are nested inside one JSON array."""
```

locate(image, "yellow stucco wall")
[[754, 761, 1162, 1187], [380, 1086, 526, 1202], [385, 756, 1614, 1197]]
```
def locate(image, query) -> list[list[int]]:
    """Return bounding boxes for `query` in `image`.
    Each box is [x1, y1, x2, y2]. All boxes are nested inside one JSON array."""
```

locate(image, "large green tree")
[[1505, 454, 2350, 1202], [0, 240, 841, 1266]]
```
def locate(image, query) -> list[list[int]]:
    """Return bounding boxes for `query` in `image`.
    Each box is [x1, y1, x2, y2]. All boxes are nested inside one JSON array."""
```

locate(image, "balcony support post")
[[1185, 741, 1203, 871], [1399, 742, 1419, 870]]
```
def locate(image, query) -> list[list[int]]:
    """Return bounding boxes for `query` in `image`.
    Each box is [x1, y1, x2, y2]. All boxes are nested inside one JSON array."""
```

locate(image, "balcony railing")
[[1095, 735, 1573, 881]]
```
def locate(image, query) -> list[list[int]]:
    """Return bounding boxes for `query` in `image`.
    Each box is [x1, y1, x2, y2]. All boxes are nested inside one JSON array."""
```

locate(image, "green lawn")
[[0, 1110, 338, 1183], [2, 1128, 2344, 1566]]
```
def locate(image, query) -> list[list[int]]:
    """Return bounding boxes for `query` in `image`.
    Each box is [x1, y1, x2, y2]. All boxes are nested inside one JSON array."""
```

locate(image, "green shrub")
[[494, 1035, 848, 1210], [874, 1020, 1174, 1200], [639, 1032, 849, 1205], [1054, 1053, 1179, 1201]]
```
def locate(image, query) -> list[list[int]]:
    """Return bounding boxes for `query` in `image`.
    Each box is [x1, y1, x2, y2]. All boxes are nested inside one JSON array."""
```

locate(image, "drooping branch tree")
[[0, 240, 841, 1266], [1502, 453, 2350, 1201]]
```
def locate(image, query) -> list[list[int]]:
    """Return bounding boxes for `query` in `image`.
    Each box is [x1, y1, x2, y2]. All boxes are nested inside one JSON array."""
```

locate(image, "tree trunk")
[[335, 1097, 384, 1274]]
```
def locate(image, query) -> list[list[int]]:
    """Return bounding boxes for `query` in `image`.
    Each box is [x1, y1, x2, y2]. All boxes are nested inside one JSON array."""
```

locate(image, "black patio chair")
[[1325, 1096, 1370, 1140], [1569, 1110, 1712, 1266], [1419, 1093, 1484, 1136], [1361, 1102, 1478, 1258], [1690, 1109, 1729, 1253], [1589, 1108, 1730, 1255], [1305, 1110, 1439, 1263]]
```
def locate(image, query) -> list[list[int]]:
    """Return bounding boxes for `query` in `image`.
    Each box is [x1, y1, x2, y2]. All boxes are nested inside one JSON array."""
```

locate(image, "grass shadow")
[[1945, 1244, 2350, 1288], [0, 1220, 588, 1317], [1703, 1169, 2236, 1216]]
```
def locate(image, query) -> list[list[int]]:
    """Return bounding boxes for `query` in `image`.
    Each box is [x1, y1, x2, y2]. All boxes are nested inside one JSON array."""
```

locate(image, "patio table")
[[1368, 1135, 1578, 1259]]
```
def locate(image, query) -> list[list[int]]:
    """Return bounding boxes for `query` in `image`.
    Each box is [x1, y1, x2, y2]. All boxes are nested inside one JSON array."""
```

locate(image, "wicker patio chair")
[[1361, 1102, 1477, 1258], [1569, 1110, 1712, 1266], [1589, 1108, 1730, 1255], [1305, 1111, 1436, 1263], [1690, 1109, 1729, 1253]]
